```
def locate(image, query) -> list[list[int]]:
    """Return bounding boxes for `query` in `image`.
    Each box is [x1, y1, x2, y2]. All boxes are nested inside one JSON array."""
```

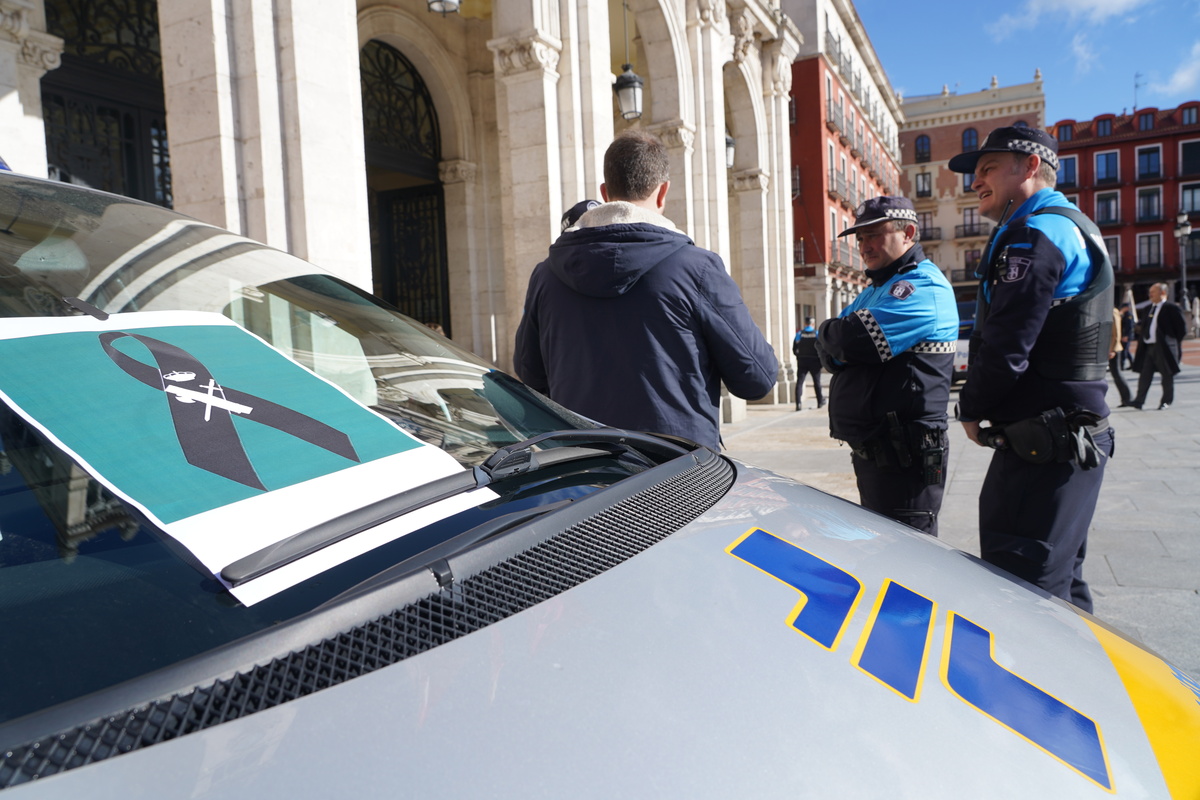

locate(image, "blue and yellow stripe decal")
[[941, 613, 1112, 791], [726, 528, 862, 651], [851, 580, 935, 701], [1084, 618, 1200, 798]]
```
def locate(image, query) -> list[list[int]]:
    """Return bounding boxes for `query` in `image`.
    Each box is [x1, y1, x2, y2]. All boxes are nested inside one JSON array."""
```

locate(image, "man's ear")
[[600, 183, 609, 202], [655, 180, 670, 210]]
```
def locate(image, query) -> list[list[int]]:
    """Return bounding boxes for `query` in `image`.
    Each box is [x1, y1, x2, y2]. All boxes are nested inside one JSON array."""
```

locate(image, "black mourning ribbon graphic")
[[100, 331, 360, 491]]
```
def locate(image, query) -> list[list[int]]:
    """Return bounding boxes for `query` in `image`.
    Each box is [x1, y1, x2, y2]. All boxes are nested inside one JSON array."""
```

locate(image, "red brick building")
[[1051, 102, 1200, 303], [785, 8, 902, 324]]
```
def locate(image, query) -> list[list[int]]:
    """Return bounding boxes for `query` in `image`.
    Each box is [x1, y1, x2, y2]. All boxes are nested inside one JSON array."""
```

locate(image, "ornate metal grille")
[[46, 0, 163, 79], [360, 40, 440, 179], [41, 0, 172, 207], [377, 185, 450, 334]]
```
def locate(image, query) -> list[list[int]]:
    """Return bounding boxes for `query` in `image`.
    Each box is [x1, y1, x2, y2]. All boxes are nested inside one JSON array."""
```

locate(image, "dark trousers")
[[1133, 343, 1175, 406], [978, 427, 1113, 613], [852, 435, 948, 537], [1108, 355, 1131, 405], [795, 361, 824, 408]]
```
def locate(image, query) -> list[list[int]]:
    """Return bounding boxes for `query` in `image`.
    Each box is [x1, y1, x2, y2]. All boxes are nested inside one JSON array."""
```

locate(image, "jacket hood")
[[547, 201, 692, 297]]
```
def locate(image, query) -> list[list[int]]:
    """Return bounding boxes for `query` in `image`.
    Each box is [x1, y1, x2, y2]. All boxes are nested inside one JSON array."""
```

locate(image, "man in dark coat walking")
[[512, 130, 778, 450], [1131, 282, 1187, 410], [791, 318, 823, 411]]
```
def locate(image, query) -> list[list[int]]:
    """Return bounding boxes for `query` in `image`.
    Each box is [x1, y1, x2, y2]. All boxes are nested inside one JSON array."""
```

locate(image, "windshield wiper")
[[219, 428, 693, 588]]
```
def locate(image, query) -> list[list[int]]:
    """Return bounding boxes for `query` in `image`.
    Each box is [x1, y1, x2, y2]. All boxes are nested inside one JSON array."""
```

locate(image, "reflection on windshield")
[[0, 174, 592, 468]]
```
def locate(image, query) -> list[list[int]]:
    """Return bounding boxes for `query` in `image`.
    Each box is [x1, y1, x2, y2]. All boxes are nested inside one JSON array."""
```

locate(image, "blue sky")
[[853, 0, 1200, 124]]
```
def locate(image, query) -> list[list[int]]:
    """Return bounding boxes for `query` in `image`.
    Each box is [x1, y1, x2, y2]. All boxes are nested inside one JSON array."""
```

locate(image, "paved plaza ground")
[[723, 340, 1200, 677]]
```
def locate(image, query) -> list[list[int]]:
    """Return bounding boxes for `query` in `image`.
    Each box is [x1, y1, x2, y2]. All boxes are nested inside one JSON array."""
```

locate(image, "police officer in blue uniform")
[[949, 126, 1114, 612], [792, 318, 824, 411], [816, 197, 958, 536]]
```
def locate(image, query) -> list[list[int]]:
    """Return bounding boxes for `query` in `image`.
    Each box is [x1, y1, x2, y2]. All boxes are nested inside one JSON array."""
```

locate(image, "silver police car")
[[0, 173, 1197, 798]]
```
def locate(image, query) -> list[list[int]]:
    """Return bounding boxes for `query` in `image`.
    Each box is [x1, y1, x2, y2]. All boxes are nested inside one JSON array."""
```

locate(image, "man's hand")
[[961, 420, 983, 446]]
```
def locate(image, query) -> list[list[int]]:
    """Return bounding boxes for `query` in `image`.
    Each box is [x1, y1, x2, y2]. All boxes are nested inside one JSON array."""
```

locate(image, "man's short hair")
[[890, 218, 920, 242], [603, 130, 670, 201]]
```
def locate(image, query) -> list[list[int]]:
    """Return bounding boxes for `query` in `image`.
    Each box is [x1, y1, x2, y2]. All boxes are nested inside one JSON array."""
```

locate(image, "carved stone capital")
[[487, 30, 561, 78], [697, 0, 727, 25], [648, 120, 695, 152], [732, 169, 769, 194], [0, 1, 30, 41], [20, 31, 62, 71], [732, 10, 756, 64], [439, 159, 477, 185], [770, 51, 792, 96]]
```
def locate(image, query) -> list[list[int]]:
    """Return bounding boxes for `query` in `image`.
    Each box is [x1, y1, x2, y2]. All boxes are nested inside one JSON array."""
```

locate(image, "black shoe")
[[1118, 401, 1134, 407], [1129, 402, 1143, 410], [1158, 403, 1171, 410], [795, 405, 801, 411]]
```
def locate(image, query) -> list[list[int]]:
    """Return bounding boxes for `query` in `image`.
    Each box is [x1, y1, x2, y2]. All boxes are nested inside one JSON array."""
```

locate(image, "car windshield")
[[0, 175, 629, 725]]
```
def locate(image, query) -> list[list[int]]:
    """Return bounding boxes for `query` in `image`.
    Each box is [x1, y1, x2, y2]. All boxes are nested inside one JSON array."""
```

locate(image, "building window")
[[1096, 118, 1112, 137], [1184, 106, 1198, 126], [1057, 156, 1077, 187], [1104, 236, 1120, 269], [965, 249, 982, 271], [1096, 192, 1119, 224], [1065, 195, 1079, 206], [1182, 141, 1200, 176], [1139, 112, 1154, 131], [1137, 187, 1161, 222], [962, 171, 975, 192], [916, 172, 932, 197], [918, 211, 936, 239], [962, 128, 978, 152], [915, 134, 931, 163], [1058, 124, 1073, 141], [1188, 236, 1200, 267], [1182, 183, 1200, 214], [1137, 146, 1161, 179], [1014, 120, 1028, 128], [1138, 234, 1161, 268], [1096, 151, 1119, 183]]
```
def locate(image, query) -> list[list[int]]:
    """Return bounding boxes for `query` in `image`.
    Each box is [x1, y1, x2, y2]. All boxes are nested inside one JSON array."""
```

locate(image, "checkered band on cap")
[[883, 208, 918, 223], [1007, 139, 1058, 170]]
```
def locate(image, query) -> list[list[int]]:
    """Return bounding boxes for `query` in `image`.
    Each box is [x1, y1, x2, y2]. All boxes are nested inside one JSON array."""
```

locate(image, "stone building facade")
[[0, 0, 802, 408], [896, 75, 1045, 300], [780, 0, 903, 329]]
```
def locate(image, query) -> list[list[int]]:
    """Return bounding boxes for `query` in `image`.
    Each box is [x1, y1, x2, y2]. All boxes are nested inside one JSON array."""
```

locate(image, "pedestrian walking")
[[1130, 282, 1187, 410], [792, 318, 824, 411]]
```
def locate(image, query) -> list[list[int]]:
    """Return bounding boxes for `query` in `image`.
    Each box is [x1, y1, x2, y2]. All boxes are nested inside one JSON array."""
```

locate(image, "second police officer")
[[949, 125, 1113, 612], [816, 197, 958, 536]]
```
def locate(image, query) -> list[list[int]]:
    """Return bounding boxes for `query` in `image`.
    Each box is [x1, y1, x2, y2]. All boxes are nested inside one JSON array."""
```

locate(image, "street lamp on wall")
[[1176, 210, 1193, 314], [427, 0, 460, 14], [613, 2, 643, 120]]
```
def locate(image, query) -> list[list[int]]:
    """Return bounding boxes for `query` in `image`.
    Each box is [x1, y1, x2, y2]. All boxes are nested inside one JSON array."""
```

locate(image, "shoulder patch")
[[1000, 252, 1032, 283], [890, 280, 916, 300]]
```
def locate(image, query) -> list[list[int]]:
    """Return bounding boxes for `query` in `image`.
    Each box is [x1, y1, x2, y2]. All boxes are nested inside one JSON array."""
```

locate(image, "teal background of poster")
[[0, 323, 423, 523]]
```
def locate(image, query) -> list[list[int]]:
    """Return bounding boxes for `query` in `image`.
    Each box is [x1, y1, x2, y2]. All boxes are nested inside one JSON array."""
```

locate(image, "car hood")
[[10, 461, 1197, 799]]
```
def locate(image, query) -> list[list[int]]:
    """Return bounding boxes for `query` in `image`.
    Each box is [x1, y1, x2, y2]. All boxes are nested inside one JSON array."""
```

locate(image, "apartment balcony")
[[829, 237, 862, 271], [950, 269, 975, 282], [1137, 211, 1163, 223], [1096, 216, 1123, 228], [955, 222, 992, 239], [919, 227, 942, 241], [827, 169, 848, 202], [825, 100, 844, 134]]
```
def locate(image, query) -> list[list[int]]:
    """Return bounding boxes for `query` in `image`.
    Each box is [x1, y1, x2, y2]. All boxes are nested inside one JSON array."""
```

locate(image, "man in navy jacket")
[[513, 130, 778, 450]]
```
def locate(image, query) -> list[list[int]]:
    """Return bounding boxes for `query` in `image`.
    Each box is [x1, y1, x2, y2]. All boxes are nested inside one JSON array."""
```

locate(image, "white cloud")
[[1071, 33, 1099, 75], [988, 0, 1154, 40], [1150, 40, 1200, 95]]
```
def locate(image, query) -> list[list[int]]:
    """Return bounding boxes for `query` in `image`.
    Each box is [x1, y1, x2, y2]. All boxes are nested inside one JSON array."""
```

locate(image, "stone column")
[[0, 0, 62, 176], [439, 158, 477, 349], [689, 0, 731, 260], [487, 26, 563, 370], [159, 0, 371, 287], [760, 27, 801, 404], [555, 0, 612, 206], [648, 119, 696, 235]]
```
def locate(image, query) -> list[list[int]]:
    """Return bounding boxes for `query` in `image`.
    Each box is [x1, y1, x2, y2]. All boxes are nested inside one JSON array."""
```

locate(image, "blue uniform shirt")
[[961, 188, 1109, 423]]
